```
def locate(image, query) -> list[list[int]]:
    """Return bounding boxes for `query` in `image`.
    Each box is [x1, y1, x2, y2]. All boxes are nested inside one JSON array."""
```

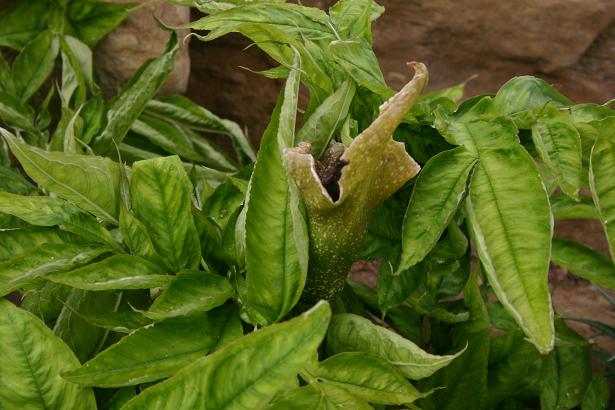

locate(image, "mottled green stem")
[[285, 63, 428, 303]]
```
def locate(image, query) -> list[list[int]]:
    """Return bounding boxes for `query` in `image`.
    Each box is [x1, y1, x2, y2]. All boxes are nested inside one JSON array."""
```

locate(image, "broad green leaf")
[[80, 310, 152, 334], [130, 155, 201, 272], [63, 308, 237, 387], [145, 95, 255, 163], [494, 76, 571, 116], [329, 0, 373, 41], [551, 238, 615, 289], [245, 52, 308, 323], [399, 146, 477, 271], [201, 177, 245, 231], [47, 255, 171, 291], [589, 118, 615, 261], [0, 227, 78, 261], [144, 270, 234, 320], [297, 80, 356, 158], [4, 132, 122, 223], [377, 262, 422, 316], [65, 1, 132, 48], [328, 40, 390, 98], [21, 281, 72, 326], [267, 384, 373, 410], [569, 103, 615, 124], [540, 320, 592, 410], [487, 331, 546, 407], [102, 387, 137, 410], [550, 194, 598, 219], [0, 192, 118, 248], [313, 352, 427, 405], [92, 32, 179, 154], [420, 274, 490, 410], [121, 302, 331, 409], [285, 64, 425, 302], [119, 205, 164, 264], [0, 0, 50, 49], [12, 30, 59, 102], [0, 92, 38, 132], [582, 377, 609, 410], [326, 313, 464, 380], [193, 0, 287, 14], [0, 299, 96, 409], [0, 243, 108, 297], [531, 104, 582, 198], [466, 148, 553, 353], [53, 289, 123, 362]]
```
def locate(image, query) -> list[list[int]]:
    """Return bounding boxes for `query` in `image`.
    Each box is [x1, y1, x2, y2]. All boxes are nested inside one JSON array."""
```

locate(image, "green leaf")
[[244, 52, 309, 323], [267, 384, 373, 410], [0, 0, 50, 49], [12, 30, 59, 102], [92, 32, 179, 154], [21, 281, 72, 326], [63, 308, 237, 387], [145, 95, 255, 163], [551, 238, 615, 289], [313, 352, 428, 405], [540, 320, 592, 410], [531, 104, 582, 198], [326, 313, 464, 380], [297, 80, 356, 158], [494, 76, 571, 116], [0, 299, 96, 409], [399, 147, 477, 271], [53, 289, 124, 362], [377, 262, 422, 316], [4, 132, 122, 224], [0, 227, 79, 261], [47, 255, 171, 291], [550, 194, 598, 220], [121, 301, 331, 409], [144, 270, 234, 320], [329, 0, 373, 41], [582, 377, 609, 410], [589, 118, 615, 262], [419, 274, 490, 410], [130, 155, 201, 272], [0, 92, 38, 132], [0, 192, 118, 247], [65, 1, 132, 48], [0, 243, 109, 296]]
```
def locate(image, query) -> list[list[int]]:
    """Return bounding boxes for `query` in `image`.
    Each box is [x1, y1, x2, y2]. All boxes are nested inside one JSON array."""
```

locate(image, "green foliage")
[[0, 0, 613, 408]]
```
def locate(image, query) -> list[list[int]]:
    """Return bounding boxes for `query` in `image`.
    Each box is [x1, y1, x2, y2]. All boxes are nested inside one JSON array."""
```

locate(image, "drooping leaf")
[[0, 92, 38, 133], [531, 104, 582, 199], [65, 0, 133, 48], [130, 155, 201, 272], [0, 299, 96, 409], [63, 308, 238, 387], [551, 237, 615, 289], [47, 255, 171, 291], [582, 377, 609, 410], [244, 52, 309, 323], [589, 118, 615, 261], [121, 302, 331, 409], [0, 243, 109, 297], [4, 132, 121, 224], [494, 76, 571, 116], [0, 192, 118, 248], [12, 30, 59, 102], [144, 270, 234, 320], [326, 313, 464, 380], [399, 146, 477, 271], [0, 0, 51, 49], [313, 352, 428, 405], [92, 32, 179, 154]]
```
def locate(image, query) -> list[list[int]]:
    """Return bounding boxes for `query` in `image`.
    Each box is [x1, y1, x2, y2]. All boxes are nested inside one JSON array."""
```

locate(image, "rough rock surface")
[[93, 0, 191, 98], [186, 0, 615, 140]]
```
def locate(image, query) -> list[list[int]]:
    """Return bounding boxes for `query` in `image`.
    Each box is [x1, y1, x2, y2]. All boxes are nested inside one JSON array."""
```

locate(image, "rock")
[[93, 0, 191, 98], [184, 0, 615, 143]]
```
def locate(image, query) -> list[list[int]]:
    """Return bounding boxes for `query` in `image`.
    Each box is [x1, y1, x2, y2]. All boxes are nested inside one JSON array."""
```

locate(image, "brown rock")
[[93, 0, 191, 98]]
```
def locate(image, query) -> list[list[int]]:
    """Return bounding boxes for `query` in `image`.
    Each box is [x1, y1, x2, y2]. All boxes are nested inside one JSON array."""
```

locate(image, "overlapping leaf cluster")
[[0, 0, 614, 409]]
